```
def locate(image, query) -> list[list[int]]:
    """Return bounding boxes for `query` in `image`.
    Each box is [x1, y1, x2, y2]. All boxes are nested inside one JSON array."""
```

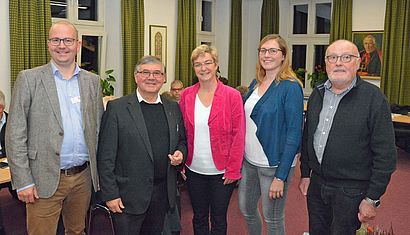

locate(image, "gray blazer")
[[6, 63, 104, 198]]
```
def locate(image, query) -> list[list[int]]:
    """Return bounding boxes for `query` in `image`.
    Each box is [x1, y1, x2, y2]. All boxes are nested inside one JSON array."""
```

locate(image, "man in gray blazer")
[[6, 20, 103, 235], [97, 56, 187, 235]]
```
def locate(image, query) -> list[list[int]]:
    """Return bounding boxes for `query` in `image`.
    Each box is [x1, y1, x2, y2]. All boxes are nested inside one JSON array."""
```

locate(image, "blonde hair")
[[191, 44, 219, 64], [256, 34, 302, 87]]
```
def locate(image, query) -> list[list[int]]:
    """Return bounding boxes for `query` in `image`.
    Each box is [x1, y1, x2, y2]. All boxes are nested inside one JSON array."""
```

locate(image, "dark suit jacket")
[[0, 112, 7, 157], [97, 93, 187, 215]]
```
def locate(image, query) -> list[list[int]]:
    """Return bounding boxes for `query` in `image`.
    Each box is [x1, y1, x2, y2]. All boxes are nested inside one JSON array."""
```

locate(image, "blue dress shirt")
[[52, 62, 89, 169]]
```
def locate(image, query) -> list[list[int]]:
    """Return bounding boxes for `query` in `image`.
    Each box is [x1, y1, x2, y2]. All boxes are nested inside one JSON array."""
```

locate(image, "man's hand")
[[169, 150, 183, 166], [106, 198, 125, 213], [358, 199, 377, 223], [17, 186, 38, 203], [269, 178, 285, 199], [298, 178, 310, 196]]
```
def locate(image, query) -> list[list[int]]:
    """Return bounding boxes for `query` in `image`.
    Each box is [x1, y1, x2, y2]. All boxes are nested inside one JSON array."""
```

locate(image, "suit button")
[[55, 152, 60, 156], [59, 132, 64, 136]]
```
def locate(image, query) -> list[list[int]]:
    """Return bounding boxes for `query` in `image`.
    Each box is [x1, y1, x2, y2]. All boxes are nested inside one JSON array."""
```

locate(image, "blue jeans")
[[186, 168, 236, 235], [307, 173, 367, 235], [238, 159, 294, 235]]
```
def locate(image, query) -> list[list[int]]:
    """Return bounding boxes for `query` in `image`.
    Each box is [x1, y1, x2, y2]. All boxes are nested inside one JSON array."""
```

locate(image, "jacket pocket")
[[28, 149, 37, 160]]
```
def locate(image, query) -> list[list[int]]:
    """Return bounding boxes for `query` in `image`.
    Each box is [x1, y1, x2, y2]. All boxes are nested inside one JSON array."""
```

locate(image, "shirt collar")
[[136, 88, 162, 104], [0, 113, 5, 125], [50, 61, 80, 80], [324, 76, 357, 95]]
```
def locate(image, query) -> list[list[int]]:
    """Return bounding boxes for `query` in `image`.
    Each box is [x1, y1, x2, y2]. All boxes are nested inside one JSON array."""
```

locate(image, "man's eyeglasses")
[[258, 48, 282, 55], [48, 38, 77, 46], [325, 54, 359, 64], [171, 87, 183, 92], [193, 60, 214, 69], [137, 70, 164, 78]]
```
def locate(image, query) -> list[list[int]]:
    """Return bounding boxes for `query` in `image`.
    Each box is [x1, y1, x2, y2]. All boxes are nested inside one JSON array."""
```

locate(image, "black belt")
[[61, 162, 89, 176]]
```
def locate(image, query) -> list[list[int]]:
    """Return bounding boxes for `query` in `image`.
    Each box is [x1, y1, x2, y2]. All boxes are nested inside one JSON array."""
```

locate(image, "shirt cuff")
[[17, 184, 35, 192]]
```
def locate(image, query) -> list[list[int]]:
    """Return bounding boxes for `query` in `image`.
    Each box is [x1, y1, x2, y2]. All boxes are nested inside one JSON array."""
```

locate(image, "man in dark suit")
[[6, 21, 103, 235], [97, 55, 187, 235]]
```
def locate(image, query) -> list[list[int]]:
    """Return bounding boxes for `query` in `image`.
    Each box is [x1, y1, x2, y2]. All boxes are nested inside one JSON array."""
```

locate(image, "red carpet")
[[1, 147, 408, 235]]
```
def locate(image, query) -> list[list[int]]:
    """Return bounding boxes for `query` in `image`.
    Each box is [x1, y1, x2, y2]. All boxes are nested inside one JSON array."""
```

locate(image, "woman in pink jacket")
[[179, 44, 245, 235]]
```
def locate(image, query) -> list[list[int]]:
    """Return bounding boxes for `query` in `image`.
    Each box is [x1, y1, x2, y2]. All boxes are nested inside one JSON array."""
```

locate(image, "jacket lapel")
[[185, 84, 199, 128], [40, 63, 63, 130], [208, 81, 223, 123], [162, 98, 175, 152], [252, 81, 277, 117], [78, 70, 89, 129], [126, 95, 154, 161]]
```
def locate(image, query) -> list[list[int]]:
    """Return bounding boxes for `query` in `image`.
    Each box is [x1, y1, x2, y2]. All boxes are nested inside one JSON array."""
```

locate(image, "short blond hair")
[[191, 44, 219, 64]]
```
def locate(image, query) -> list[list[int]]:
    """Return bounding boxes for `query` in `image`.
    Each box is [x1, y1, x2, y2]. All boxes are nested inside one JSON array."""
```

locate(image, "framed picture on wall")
[[149, 25, 167, 69], [352, 31, 383, 80]]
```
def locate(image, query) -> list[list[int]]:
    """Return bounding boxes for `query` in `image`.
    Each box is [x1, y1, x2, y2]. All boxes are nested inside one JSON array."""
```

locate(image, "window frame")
[[51, 0, 106, 77], [196, 0, 215, 46], [77, 30, 107, 75], [288, 0, 332, 90]]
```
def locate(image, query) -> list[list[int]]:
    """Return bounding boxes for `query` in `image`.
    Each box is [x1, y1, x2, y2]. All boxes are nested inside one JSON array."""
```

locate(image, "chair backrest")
[[87, 203, 115, 235]]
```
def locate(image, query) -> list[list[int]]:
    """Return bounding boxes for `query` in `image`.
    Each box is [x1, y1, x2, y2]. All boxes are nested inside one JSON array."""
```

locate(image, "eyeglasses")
[[325, 54, 359, 64], [193, 60, 215, 69], [48, 38, 77, 46], [171, 87, 183, 92], [258, 48, 282, 55], [137, 70, 164, 78]]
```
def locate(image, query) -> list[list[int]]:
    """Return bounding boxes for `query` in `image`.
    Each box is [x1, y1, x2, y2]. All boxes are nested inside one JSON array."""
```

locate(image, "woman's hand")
[[222, 177, 236, 185], [269, 178, 284, 199]]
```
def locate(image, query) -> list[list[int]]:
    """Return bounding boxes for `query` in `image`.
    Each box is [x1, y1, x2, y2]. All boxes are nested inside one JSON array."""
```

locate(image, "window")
[[51, 0, 106, 75], [51, 0, 103, 25], [288, 0, 331, 89], [197, 0, 215, 46], [78, 33, 107, 74]]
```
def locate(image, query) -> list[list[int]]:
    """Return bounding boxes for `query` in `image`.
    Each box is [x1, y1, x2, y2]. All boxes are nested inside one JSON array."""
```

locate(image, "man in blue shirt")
[[6, 20, 103, 235]]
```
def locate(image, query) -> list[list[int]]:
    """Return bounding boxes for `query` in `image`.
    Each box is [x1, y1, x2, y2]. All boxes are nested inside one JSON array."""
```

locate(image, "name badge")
[[71, 96, 81, 104]]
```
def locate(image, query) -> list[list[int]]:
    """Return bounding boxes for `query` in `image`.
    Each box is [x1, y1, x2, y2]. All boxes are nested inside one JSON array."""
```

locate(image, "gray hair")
[[134, 55, 165, 74]]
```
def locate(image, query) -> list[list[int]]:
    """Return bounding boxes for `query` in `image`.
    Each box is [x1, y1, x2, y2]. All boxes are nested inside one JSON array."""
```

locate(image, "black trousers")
[[186, 168, 236, 235], [112, 180, 169, 235], [307, 174, 367, 235]]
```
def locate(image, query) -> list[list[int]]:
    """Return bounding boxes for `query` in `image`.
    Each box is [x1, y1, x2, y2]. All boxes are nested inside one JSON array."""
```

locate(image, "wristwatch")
[[365, 197, 380, 208]]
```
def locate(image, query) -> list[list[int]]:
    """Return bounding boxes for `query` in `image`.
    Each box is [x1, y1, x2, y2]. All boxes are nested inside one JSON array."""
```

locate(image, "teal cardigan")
[[244, 79, 304, 180]]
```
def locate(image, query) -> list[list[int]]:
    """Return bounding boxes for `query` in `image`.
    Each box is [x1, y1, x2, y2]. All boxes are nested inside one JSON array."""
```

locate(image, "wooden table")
[[392, 114, 410, 124], [0, 158, 11, 186]]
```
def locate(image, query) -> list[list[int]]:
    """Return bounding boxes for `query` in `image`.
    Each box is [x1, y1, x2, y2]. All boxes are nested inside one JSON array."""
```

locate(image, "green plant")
[[294, 67, 306, 84], [307, 65, 328, 88], [101, 69, 116, 96]]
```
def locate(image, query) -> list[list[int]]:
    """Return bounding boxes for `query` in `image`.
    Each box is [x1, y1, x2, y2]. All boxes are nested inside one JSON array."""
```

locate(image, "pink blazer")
[[179, 80, 245, 180]]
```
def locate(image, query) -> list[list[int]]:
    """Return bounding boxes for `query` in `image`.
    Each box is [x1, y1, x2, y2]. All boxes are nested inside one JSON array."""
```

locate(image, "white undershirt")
[[188, 94, 224, 175]]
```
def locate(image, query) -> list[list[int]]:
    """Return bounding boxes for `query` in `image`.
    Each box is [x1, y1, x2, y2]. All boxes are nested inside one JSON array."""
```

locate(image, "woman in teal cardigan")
[[238, 34, 304, 235]]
